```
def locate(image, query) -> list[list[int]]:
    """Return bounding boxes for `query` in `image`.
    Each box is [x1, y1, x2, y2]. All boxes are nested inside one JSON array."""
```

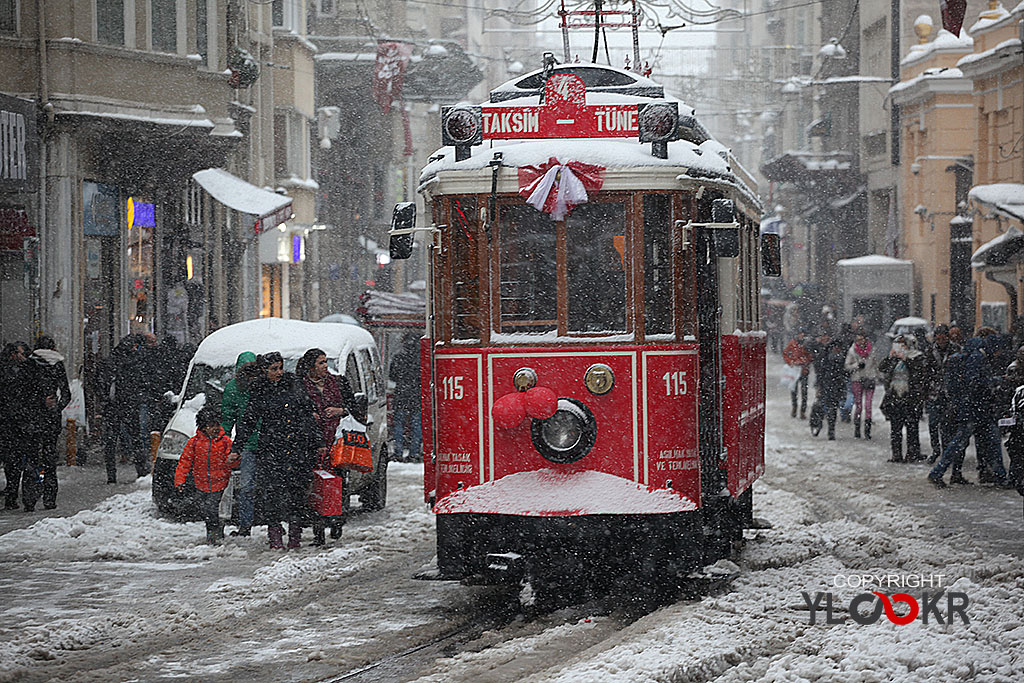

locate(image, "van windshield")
[[181, 357, 340, 404]]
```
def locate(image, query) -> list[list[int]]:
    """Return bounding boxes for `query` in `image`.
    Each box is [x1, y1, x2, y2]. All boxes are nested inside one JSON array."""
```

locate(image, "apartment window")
[[0, 0, 16, 34], [272, 0, 301, 30], [317, 0, 335, 17], [273, 111, 310, 180], [151, 0, 176, 52], [195, 0, 207, 63], [96, 0, 125, 45]]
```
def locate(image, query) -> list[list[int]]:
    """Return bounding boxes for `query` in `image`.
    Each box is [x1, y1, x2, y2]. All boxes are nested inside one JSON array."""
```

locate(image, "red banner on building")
[[373, 41, 413, 114], [941, 0, 968, 35]]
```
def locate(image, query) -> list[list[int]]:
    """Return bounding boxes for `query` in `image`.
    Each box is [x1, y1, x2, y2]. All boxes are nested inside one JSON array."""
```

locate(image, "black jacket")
[[235, 372, 321, 485], [26, 349, 71, 436]]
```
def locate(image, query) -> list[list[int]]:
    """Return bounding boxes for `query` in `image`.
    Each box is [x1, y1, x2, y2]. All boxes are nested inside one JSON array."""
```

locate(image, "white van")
[[152, 318, 390, 519]]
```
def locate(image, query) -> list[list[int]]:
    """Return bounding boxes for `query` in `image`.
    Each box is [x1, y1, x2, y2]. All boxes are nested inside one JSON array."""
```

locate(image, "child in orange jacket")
[[175, 405, 237, 544]]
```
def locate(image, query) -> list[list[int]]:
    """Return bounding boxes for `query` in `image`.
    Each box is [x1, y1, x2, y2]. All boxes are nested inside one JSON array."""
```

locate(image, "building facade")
[[0, 0, 315, 383]]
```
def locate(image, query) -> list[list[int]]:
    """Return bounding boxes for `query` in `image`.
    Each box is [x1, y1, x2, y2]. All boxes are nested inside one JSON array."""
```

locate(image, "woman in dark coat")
[[233, 353, 322, 550], [812, 337, 847, 441], [1, 341, 32, 509], [25, 336, 71, 510], [880, 335, 929, 462], [297, 348, 357, 545]]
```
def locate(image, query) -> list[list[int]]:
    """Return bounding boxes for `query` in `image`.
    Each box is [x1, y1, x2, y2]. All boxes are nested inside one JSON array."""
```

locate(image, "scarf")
[[854, 340, 871, 359]]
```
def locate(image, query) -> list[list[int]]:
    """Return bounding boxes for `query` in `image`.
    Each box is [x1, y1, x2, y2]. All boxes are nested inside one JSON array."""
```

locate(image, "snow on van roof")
[[193, 318, 375, 367]]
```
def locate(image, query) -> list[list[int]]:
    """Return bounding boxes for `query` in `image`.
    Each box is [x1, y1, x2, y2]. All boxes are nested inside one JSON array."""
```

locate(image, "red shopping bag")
[[329, 430, 373, 472], [309, 469, 345, 516]]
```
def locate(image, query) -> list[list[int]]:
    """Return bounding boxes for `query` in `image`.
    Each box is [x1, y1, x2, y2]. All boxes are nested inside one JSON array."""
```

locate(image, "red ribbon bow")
[[517, 157, 606, 220]]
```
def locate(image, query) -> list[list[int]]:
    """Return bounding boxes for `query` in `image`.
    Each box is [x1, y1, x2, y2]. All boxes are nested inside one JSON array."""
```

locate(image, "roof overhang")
[[972, 225, 1024, 269]]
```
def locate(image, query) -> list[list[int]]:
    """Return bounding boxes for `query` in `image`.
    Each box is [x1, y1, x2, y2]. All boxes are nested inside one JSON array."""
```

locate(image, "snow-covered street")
[[2, 358, 1023, 682]]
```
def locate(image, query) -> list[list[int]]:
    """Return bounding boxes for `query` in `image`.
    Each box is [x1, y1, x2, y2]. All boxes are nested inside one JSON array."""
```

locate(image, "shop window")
[[643, 195, 672, 336], [0, 0, 16, 34], [566, 202, 627, 333], [150, 0, 177, 53], [498, 204, 556, 332]]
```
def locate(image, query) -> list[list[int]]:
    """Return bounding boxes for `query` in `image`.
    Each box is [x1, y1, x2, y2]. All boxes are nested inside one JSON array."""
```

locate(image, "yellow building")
[[959, 2, 1024, 329], [892, 4, 1024, 331]]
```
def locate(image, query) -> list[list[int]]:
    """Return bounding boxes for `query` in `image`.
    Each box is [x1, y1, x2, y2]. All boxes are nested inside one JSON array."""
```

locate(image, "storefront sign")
[[127, 197, 155, 229], [0, 94, 38, 192], [83, 182, 120, 236], [0, 207, 35, 251]]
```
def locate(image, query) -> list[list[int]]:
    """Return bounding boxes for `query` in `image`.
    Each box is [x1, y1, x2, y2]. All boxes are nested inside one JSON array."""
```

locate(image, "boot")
[[827, 422, 836, 441], [864, 419, 872, 440], [287, 524, 302, 549], [854, 418, 861, 439], [312, 524, 326, 547], [268, 525, 285, 550]]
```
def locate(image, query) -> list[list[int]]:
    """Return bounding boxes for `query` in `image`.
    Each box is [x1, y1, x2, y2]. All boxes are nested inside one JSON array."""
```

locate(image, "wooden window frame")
[[436, 191, 701, 345]]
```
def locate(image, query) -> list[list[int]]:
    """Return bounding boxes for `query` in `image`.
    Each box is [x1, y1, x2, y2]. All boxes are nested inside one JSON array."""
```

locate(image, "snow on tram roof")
[[421, 137, 732, 181]]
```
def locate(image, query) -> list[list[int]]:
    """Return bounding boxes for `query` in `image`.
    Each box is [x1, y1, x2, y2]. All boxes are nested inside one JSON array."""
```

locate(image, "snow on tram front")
[[389, 62, 775, 594]]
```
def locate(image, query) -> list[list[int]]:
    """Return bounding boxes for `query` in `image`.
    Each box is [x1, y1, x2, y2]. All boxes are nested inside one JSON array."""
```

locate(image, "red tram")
[[390, 62, 777, 592]]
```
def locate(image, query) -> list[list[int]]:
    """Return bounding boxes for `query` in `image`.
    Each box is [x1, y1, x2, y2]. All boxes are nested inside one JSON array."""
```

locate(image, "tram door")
[[694, 222, 725, 502]]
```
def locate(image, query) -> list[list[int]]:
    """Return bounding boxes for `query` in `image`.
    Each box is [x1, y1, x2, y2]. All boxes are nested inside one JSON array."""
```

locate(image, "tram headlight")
[[441, 106, 483, 146], [530, 398, 597, 465], [638, 102, 679, 143]]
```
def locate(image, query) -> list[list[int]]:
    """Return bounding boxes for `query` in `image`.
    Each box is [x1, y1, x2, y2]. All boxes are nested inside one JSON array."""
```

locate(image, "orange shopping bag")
[[330, 415, 373, 472]]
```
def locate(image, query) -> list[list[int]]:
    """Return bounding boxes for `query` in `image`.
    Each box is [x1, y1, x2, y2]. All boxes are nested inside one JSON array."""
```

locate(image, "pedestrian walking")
[[390, 334, 423, 461], [174, 405, 237, 545], [879, 335, 928, 462], [923, 324, 958, 463], [1, 341, 32, 510], [297, 347, 357, 545], [232, 353, 322, 550], [783, 329, 813, 419], [221, 352, 259, 537], [929, 337, 1009, 487], [101, 334, 145, 483], [844, 332, 879, 439], [812, 337, 847, 440], [25, 336, 71, 510]]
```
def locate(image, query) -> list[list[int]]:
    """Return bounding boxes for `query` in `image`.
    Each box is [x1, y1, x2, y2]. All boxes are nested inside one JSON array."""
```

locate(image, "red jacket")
[[174, 427, 236, 492]]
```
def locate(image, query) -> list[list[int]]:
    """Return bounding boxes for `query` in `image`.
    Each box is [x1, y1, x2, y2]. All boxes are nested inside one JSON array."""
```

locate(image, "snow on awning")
[[972, 225, 1024, 269], [830, 185, 867, 209], [192, 168, 293, 234], [970, 183, 1024, 223]]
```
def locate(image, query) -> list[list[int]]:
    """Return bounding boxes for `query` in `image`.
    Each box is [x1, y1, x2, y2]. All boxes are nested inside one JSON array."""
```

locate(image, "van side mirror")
[[389, 202, 416, 260], [761, 233, 782, 276], [352, 392, 369, 424]]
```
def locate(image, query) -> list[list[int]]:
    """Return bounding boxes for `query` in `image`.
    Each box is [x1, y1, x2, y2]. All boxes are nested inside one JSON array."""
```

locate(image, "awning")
[[969, 183, 1024, 223], [972, 225, 1024, 269], [192, 168, 293, 233]]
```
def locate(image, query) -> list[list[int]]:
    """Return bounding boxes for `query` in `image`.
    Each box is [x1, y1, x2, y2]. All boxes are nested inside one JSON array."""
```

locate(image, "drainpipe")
[[37, 0, 48, 107]]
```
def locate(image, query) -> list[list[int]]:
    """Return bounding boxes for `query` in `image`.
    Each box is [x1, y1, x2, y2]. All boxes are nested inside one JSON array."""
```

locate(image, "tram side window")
[[643, 195, 673, 336], [451, 197, 480, 339], [566, 203, 627, 333], [499, 204, 556, 332]]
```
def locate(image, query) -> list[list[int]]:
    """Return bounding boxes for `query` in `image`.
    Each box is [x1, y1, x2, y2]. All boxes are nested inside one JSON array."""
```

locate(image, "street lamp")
[[818, 38, 847, 60]]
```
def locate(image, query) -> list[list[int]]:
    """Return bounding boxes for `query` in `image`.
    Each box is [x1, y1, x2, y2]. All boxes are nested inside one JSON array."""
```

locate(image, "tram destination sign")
[[483, 73, 638, 140]]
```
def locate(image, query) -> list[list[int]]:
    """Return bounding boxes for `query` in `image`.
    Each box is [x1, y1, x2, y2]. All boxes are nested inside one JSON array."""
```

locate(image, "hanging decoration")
[[517, 157, 605, 220], [373, 41, 413, 114]]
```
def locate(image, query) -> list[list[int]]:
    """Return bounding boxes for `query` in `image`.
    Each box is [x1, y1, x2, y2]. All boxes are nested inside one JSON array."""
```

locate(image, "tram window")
[[499, 204, 556, 331], [566, 203, 627, 333], [451, 197, 480, 339], [643, 195, 673, 336]]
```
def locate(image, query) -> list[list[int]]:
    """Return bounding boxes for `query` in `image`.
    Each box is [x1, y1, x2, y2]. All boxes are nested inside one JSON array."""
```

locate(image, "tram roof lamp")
[[638, 101, 679, 159], [441, 105, 483, 161]]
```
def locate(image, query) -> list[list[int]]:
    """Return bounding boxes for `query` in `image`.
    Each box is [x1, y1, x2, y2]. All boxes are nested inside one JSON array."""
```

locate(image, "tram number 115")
[[442, 376, 465, 400], [662, 371, 688, 396]]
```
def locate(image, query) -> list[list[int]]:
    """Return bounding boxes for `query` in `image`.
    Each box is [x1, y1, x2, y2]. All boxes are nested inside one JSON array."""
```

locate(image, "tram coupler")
[[462, 552, 526, 585]]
